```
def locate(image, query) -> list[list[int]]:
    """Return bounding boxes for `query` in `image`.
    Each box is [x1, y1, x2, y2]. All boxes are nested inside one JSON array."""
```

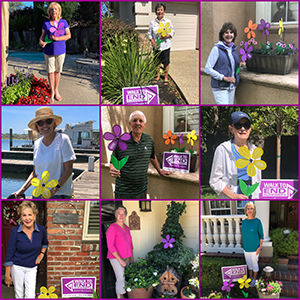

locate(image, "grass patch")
[[201, 185, 218, 199]]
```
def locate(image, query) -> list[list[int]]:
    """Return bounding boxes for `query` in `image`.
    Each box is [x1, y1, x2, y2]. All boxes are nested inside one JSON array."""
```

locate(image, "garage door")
[[151, 2, 199, 51]]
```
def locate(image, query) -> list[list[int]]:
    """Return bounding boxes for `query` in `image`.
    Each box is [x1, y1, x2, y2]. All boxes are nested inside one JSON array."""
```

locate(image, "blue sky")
[[24, 2, 34, 8], [2, 106, 100, 134]]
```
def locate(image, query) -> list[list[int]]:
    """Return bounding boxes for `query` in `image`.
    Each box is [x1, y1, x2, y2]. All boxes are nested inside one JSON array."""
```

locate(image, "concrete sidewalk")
[[7, 53, 99, 105], [170, 50, 199, 104]]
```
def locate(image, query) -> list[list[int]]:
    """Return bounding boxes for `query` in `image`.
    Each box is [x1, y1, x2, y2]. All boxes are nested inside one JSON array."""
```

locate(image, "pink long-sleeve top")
[[106, 223, 133, 259]]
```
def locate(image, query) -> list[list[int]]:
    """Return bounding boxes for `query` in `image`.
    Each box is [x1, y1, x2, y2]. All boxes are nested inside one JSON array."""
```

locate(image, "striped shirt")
[[113, 133, 155, 197]]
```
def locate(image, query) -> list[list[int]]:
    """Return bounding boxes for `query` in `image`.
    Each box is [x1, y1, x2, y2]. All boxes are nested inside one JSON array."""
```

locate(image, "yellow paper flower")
[[238, 275, 251, 289], [31, 171, 58, 199], [235, 146, 267, 177], [278, 18, 284, 38], [38, 286, 58, 298], [187, 130, 197, 146], [157, 22, 171, 37]]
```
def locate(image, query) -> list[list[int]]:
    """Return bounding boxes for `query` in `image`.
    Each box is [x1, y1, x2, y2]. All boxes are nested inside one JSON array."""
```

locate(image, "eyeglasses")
[[233, 121, 251, 130], [36, 119, 53, 127]]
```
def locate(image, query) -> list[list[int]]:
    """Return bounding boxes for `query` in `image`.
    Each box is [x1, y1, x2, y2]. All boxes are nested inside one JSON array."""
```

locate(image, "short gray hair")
[[115, 206, 127, 216], [129, 111, 147, 123]]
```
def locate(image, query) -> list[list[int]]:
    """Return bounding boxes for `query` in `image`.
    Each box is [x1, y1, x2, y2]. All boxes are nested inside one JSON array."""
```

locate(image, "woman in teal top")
[[242, 202, 263, 287]]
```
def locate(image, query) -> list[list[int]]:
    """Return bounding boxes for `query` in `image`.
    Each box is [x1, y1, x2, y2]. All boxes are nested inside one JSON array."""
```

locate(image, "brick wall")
[[46, 201, 99, 296]]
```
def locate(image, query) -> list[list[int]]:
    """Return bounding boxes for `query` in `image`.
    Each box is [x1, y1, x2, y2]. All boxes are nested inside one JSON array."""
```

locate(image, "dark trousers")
[[114, 190, 147, 199]]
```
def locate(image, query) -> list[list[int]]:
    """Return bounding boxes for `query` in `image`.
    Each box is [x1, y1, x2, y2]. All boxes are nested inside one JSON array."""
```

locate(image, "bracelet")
[[40, 252, 45, 255], [259, 246, 262, 250]]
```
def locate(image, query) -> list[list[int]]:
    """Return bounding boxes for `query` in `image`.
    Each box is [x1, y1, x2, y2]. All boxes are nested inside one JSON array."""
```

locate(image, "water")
[[9, 52, 45, 62], [2, 139, 31, 151], [2, 172, 34, 199]]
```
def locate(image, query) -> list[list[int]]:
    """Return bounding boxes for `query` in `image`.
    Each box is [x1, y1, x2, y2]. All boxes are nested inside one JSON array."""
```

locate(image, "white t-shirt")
[[33, 133, 76, 196]]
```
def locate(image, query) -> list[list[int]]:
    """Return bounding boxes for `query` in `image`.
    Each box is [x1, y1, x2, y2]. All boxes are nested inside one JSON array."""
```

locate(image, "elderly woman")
[[205, 22, 245, 104], [13, 107, 76, 199], [39, 2, 71, 103], [106, 206, 134, 298], [209, 111, 261, 199], [4, 201, 48, 298], [148, 2, 175, 85], [242, 202, 263, 287]]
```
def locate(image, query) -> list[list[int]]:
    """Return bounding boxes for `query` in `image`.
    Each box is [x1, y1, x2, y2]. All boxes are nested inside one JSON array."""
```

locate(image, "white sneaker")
[[249, 279, 257, 287]]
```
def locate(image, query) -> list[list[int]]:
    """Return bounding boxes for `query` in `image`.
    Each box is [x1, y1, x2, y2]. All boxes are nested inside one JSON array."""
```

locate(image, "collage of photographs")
[[0, 0, 299, 299]]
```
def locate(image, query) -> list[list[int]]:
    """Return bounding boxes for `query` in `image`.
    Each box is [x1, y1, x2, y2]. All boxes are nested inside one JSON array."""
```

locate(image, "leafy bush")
[[269, 228, 298, 257], [101, 17, 138, 53], [101, 35, 159, 104], [201, 257, 245, 291], [124, 257, 160, 292]]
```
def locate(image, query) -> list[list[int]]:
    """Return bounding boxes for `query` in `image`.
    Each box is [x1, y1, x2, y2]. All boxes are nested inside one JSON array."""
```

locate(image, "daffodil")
[[31, 171, 58, 199], [235, 146, 267, 177], [38, 286, 58, 298], [157, 22, 171, 37], [278, 18, 284, 39], [187, 130, 197, 146], [238, 275, 251, 289], [101, 60, 105, 67]]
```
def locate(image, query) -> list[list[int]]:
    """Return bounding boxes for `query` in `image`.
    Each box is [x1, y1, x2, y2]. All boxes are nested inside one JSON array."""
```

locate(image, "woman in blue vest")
[[205, 22, 245, 104]]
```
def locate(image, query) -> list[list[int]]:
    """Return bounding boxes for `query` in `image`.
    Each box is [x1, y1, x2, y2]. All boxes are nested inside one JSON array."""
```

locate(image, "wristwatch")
[[55, 184, 61, 190]]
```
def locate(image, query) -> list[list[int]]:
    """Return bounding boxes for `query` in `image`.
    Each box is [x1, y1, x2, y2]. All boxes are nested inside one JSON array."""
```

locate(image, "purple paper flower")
[[257, 19, 270, 37], [240, 42, 253, 62], [103, 125, 131, 151], [49, 21, 65, 37], [178, 130, 183, 144], [222, 279, 234, 292], [162, 235, 175, 249]]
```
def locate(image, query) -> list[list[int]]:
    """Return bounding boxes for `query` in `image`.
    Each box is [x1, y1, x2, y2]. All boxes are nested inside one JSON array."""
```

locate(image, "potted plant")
[[239, 19, 298, 75], [256, 277, 283, 298], [124, 257, 160, 298], [180, 285, 198, 299]]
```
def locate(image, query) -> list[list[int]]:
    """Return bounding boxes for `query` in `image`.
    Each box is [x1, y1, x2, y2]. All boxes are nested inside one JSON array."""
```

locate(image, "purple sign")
[[163, 152, 190, 173], [122, 85, 159, 105], [259, 180, 298, 199], [61, 277, 96, 298], [222, 265, 247, 282]]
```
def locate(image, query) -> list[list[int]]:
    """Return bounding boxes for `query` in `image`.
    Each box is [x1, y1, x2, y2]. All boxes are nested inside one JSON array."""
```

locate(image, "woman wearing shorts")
[[39, 2, 71, 103], [148, 3, 175, 86]]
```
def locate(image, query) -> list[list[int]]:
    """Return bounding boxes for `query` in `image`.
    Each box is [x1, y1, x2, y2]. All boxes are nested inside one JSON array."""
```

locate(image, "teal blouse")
[[242, 218, 264, 252]]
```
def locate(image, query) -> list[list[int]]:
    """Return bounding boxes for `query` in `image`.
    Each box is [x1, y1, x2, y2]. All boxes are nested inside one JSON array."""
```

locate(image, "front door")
[[278, 201, 298, 230]]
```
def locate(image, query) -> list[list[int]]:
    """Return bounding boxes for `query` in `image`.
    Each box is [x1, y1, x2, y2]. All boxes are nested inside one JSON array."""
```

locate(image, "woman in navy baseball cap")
[[209, 111, 261, 199]]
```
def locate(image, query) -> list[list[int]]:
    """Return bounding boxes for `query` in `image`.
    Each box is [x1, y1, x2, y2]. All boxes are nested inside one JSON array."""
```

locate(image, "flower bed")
[[2, 67, 50, 105]]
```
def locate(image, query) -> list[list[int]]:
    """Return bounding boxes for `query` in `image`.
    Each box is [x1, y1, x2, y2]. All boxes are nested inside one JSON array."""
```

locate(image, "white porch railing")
[[201, 215, 246, 254]]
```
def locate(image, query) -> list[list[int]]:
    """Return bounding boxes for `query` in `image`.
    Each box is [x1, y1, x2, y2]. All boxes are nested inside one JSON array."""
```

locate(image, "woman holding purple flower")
[[205, 22, 245, 104], [39, 2, 71, 103]]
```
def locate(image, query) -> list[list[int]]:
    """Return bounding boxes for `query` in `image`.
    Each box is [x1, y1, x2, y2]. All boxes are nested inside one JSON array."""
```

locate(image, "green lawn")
[[201, 185, 218, 199]]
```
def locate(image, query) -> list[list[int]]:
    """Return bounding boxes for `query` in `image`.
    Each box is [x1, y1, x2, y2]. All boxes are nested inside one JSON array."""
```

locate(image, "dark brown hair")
[[219, 22, 237, 43]]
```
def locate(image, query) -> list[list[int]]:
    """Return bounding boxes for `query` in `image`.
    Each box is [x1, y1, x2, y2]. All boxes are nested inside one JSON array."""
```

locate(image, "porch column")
[[254, 201, 273, 257]]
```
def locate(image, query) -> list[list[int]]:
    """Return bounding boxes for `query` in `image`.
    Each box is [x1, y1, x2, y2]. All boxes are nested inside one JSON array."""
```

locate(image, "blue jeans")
[[212, 88, 235, 104]]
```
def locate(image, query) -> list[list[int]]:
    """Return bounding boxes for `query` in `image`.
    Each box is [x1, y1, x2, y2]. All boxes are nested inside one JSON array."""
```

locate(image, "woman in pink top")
[[106, 206, 134, 298]]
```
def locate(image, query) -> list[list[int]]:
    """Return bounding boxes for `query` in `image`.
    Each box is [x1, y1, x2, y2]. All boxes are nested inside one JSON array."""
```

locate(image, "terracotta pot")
[[127, 286, 153, 299], [246, 53, 295, 75], [257, 290, 280, 298], [180, 286, 198, 299]]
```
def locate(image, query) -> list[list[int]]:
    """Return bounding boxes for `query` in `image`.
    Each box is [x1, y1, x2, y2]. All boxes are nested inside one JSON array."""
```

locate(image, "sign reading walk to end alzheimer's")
[[259, 180, 298, 199], [222, 265, 247, 282], [122, 85, 159, 105], [61, 277, 96, 298], [163, 152, 190, 173]]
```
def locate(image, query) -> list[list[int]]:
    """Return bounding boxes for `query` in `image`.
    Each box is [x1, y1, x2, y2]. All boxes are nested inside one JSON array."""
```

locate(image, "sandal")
[[55, 95, 62, 101], [163, 80, 169, 86]]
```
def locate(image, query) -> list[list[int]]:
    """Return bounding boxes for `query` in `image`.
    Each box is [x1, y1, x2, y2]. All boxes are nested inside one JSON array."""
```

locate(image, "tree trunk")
[[1, 2, 9, 87], [276, 121, 281, 179]]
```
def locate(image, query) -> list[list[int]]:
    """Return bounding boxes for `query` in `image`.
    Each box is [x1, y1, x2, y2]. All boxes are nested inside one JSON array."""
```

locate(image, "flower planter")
[[246, 53, 295, 75], [180, 286, 198, 299], [257, 290, 280, 298], [127, 286, 153, 298]]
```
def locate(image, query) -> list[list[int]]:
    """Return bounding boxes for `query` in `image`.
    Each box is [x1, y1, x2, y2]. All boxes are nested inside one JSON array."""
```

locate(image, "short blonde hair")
[[47, 2, 62, 20], [244, 201, 256, 217], [17, 201, 38, 216]]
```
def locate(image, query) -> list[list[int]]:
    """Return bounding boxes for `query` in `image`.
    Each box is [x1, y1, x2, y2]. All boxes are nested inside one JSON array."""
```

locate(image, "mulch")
[[201, 285, 259, 299]]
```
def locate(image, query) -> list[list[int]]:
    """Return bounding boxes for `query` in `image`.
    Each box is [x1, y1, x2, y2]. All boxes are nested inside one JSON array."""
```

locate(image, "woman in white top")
[[14, 107, 76, 199], [209, 111, 261, 199]]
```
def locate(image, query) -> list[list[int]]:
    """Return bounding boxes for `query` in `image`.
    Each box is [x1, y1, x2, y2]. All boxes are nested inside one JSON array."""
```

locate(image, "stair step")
[[281, 281, 298, 297], [272, 270, 298, 282]]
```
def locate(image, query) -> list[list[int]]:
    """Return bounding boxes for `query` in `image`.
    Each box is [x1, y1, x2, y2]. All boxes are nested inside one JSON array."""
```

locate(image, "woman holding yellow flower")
[[209, 111, 264, 199], [148, 3, 175, 85], [13, 107, 76, 199]]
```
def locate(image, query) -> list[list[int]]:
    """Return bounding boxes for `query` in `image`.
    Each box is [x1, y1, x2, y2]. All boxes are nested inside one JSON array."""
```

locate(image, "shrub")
[[269, 228, 298, 257], [201, 257, 245, 291], [101, 35, 159, 104]]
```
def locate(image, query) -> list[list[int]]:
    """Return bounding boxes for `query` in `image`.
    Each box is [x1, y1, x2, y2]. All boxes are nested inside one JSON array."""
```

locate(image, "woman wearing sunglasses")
[[13, 107, 76, 199], [209, 111, 261, 199]]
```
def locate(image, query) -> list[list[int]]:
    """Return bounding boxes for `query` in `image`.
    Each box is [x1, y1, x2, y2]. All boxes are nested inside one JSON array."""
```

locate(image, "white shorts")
[[243, 250, 259, 272], [44, 53, 66, 73], [11, 264, 37, 298]]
